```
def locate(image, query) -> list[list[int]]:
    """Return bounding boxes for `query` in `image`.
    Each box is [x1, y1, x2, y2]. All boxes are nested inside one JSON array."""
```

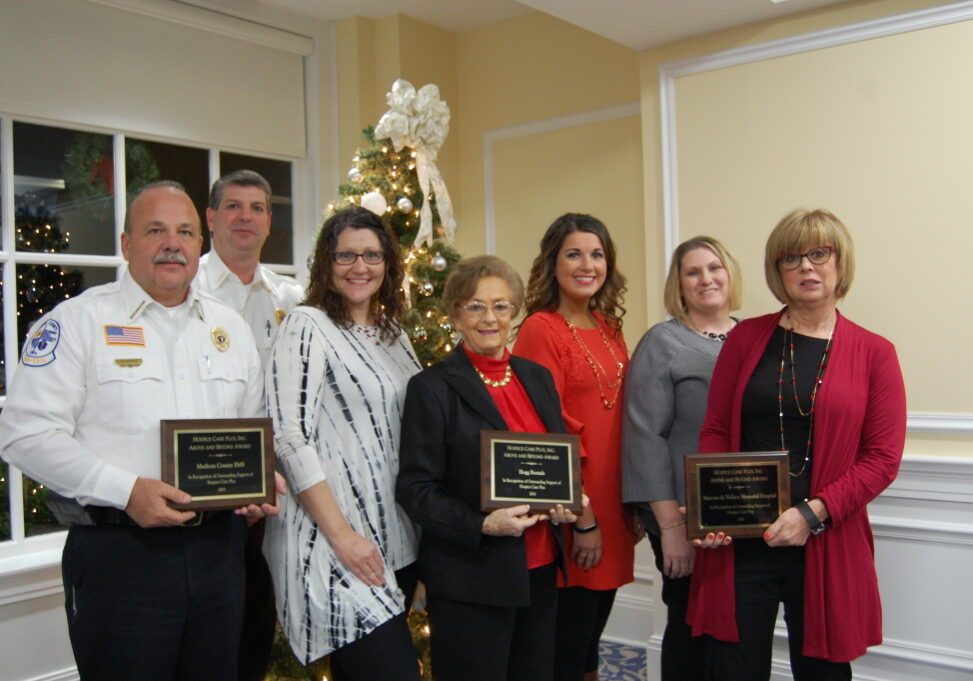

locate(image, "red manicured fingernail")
[[763, 532, 771, 539]]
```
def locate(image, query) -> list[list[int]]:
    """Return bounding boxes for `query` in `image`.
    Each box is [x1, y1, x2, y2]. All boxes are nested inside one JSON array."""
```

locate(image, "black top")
[[741, 325, 830, 505]]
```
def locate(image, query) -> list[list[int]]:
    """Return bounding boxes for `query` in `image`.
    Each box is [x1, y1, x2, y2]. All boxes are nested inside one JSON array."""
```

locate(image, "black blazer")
[[396, 347, 567, 607]]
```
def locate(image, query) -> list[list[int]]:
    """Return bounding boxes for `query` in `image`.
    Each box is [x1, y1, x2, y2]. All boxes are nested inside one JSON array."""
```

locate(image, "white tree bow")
[[375, 79, 456, 246]]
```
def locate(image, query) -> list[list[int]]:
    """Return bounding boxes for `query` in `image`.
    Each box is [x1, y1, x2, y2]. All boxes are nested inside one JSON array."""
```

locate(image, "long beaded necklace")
[[475, 363, 513, 388], [777, 325, 833, 478], [565, 317, 625, 409]]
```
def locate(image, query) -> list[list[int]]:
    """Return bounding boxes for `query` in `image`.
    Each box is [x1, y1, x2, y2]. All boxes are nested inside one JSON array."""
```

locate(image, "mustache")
[[153, 251, 189, 265]]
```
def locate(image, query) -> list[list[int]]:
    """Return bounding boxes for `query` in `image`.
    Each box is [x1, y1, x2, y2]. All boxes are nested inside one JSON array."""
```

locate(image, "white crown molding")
[[482, 102, 640, 254], [87, 0, 314, 55], [907, 413, 973, 434], [658, 0, 973, 263]]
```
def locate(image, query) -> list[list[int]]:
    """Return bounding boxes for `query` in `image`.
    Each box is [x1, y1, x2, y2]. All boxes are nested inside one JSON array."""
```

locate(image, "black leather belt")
[[83, 506, 222, 528]]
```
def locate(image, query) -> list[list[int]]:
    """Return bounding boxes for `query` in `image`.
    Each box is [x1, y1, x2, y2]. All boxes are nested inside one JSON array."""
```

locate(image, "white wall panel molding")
[[482, 102, 640, 253], [907, 413, 973, 434], [606, 454, 973, 680], [658, 0, 973, 263]]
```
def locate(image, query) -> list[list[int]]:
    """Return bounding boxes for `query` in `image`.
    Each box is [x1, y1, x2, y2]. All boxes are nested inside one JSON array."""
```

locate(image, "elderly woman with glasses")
[[264, 207, 421, 680], [396, 255, 578, 681], [687, 209, 906, 681]]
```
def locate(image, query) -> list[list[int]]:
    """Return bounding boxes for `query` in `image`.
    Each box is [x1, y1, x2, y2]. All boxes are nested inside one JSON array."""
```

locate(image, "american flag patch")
[[103, 325, 145, 346]]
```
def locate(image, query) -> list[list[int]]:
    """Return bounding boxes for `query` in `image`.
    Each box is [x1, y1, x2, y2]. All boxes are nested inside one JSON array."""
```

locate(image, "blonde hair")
[[663, 236, 743, 324], [764, 209, 855, 304]]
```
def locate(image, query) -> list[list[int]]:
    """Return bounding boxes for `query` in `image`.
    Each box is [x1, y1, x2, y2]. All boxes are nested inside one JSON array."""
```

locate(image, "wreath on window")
[[63, 134, 160, 221]]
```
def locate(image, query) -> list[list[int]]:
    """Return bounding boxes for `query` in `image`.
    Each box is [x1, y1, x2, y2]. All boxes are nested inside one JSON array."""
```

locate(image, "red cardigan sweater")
[[686, 309, 906, 662]]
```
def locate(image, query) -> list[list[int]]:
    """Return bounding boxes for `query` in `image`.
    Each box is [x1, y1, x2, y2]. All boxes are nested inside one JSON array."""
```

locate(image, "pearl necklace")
[[565, 317, 625, 409], [777, 325, 833, 479], [475, 363, 513, 388]]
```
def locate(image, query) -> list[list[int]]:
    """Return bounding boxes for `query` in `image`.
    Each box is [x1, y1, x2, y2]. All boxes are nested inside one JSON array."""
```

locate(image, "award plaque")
[[161, 418, 276, 510], [684, 452, 790, 540], [481, 431, 582, 513]]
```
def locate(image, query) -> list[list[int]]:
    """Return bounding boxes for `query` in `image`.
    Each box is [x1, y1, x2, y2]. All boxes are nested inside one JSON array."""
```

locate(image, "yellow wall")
[[336, 11, 645, 336], [637, 0, 969, 457], [454, 13, 645, 335], [336, 15, 458, 209]]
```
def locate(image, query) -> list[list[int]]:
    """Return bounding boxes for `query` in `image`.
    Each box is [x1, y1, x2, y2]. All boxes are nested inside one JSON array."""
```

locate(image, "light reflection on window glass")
[[13, 122, 119, 257]]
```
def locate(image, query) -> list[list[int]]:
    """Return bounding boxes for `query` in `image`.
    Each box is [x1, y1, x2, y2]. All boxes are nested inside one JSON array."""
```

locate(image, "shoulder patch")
[[22, 319, 61, 367]]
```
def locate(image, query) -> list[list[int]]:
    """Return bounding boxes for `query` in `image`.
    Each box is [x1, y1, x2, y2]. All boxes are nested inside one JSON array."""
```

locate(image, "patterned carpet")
[[598, 640, 647, 681]]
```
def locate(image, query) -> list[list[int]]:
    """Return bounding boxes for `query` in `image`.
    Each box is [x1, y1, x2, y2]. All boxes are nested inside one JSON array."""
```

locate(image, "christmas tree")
[[331, 126, 461, 366], [0, 206, 83, 537]]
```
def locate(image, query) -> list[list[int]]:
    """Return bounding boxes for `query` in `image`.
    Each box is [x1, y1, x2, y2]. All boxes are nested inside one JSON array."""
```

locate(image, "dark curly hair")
[[303, 207, 405, 343], [522, 213, 627, 333]]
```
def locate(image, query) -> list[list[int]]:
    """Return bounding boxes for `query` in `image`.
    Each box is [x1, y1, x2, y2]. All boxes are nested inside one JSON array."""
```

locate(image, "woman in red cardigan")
[[687, 209, 906, 681]]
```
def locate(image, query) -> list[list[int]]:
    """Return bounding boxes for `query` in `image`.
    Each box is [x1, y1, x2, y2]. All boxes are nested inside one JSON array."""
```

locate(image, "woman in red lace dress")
[[514, 213, 639, 681]]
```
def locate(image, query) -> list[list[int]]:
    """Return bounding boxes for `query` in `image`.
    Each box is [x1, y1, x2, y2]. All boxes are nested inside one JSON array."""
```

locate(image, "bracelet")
[[573, 521, 599, 534], [660, 520, 686, 530]]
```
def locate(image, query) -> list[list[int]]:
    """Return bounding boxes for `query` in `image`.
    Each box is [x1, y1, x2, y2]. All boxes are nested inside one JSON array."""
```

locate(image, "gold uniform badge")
[[211, 327, 230, 352], [275, 308, 287, 325]]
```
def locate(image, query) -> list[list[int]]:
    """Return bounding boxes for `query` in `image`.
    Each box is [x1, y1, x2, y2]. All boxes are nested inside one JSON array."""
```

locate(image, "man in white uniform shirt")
[[197, 170, 303, 366], [196, 170, 302, 681], [0, 181, 276, 681]]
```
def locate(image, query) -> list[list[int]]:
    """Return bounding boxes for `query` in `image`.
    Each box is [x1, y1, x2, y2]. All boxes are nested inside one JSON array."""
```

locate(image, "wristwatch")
[[796, 500, 827, 535]]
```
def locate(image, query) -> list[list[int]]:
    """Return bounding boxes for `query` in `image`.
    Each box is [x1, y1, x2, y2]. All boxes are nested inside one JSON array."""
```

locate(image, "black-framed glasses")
[[776, 245, 834, 271], [333, 251, 385, 266], [460, 301, 516, 318]]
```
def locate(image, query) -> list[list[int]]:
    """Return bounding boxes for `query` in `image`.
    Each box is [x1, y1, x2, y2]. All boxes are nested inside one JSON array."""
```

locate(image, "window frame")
[[0, 113, 300, 564]]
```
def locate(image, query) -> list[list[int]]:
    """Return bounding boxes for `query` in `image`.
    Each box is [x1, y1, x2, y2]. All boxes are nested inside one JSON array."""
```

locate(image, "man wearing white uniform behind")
[[196, 170, 303, 681], [197, 170, 303, 366], [0, 181, 276, 681]]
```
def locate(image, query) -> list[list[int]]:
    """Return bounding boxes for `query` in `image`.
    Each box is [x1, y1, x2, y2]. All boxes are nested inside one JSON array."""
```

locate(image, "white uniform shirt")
[[0, 271, 264, 510], [196, 251, 303, 367]]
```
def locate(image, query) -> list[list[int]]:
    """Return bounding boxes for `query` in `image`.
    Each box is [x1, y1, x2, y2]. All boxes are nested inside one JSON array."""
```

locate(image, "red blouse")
[[514, 309, 634, 591], [463, 345, 557, 570]]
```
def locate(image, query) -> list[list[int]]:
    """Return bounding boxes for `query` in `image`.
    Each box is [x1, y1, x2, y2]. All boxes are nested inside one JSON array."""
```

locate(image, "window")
[[0, 116, 295, 548]]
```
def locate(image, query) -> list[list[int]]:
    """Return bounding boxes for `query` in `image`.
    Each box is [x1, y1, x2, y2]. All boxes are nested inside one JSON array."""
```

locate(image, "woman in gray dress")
[[621, 235, 742, 681]]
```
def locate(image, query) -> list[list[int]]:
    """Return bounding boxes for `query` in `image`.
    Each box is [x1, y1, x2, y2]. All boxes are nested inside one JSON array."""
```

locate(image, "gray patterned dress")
[[264, 306, 420, 663]]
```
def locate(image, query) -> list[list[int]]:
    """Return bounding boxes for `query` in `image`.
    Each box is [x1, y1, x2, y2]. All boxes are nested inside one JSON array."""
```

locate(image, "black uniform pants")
[[62, 512, 246, 681]]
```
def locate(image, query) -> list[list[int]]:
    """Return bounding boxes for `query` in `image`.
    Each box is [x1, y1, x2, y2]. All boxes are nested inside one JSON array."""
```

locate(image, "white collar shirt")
[[196, 251, 303, 367], [0, 271, 264, 509]]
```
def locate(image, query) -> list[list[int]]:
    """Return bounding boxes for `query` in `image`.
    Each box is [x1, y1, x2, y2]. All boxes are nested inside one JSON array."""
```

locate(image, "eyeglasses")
[[460, 301, 516, 318], [333, 251, 385, 266], [776, 245, 834, 271]]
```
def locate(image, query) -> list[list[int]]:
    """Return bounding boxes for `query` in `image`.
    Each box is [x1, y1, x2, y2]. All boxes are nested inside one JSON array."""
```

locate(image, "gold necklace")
[[475, 363, 513, 388], [777, 326, 833, 478], [565, 317, 625, 409]]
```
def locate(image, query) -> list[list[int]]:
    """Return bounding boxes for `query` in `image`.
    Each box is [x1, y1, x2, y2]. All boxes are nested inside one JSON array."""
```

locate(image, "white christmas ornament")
[[361, 191, 388, 216], [375, 78, 456, 247], [397, 197, 414, 213], [347, 167, 363, 183], [432, 254, 447, 271]]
